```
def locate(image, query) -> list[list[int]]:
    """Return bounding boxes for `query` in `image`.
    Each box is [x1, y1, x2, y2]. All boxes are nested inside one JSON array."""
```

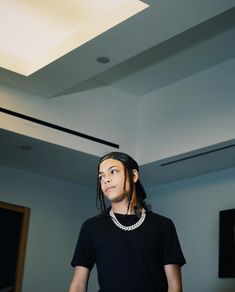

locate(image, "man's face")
[[99, 158, 129, 204]]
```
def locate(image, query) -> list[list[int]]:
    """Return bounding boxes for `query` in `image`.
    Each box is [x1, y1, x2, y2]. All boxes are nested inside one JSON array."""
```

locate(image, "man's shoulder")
[[79, 214, 110, 240], [147, 211, 173, 225], [82, 213, 109, 228]]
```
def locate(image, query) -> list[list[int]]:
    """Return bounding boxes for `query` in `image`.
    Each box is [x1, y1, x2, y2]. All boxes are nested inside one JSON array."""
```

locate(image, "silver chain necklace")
[[109, 208, 146, 231]]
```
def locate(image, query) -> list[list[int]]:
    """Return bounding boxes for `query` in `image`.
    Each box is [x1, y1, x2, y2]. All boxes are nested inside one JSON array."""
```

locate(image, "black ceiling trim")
[[161, 144, 235, 166], [0, 107, 119, 149]]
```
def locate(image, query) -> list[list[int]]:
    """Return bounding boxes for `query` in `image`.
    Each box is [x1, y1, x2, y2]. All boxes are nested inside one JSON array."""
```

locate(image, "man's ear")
[[132, 169, 139, 183]]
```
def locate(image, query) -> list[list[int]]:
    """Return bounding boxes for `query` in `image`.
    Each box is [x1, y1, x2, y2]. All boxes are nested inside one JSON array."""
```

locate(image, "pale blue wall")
[[147, 167, 235, 292], [0, 164, 99, 292]]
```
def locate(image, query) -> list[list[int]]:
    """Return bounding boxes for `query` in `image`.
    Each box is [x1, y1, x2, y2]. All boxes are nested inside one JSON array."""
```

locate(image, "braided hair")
[[96, 152, 147, 215]]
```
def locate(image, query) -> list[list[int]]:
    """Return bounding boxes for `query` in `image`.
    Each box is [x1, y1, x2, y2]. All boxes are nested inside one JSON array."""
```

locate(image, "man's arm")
[[164, 264, 182, 292], [68, 266, 90, 292]]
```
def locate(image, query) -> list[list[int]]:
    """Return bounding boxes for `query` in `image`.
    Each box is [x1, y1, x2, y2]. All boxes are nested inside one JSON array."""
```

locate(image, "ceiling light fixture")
[[0, 0, 149, 76], [96, 56, 110, 64], [20, 145, 32, 151]]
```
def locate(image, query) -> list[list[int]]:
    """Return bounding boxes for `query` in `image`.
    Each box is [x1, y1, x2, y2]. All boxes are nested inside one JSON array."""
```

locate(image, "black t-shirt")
[[71, 211, 186, 292]]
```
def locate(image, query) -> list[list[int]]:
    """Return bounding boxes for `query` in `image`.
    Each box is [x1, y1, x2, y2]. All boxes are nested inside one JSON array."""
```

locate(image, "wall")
[[0, 164, 99, 292], [137, 58, 235, 164], [2, 58, 235, 165], [148, 167, 235, 292], [0, 83, 138, 157], [1, 164, 235, 292]]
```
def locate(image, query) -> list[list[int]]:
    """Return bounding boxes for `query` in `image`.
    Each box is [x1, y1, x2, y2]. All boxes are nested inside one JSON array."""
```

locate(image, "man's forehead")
[[99, 158, 123, 171]]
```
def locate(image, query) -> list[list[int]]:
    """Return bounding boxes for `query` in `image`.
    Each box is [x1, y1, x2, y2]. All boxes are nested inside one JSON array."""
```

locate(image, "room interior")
[[0, 1, 235, 291]]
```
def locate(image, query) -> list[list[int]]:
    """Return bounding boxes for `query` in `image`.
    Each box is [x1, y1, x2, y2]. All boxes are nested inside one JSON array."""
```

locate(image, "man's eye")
[[111, 169, 118, 174], [99, 176, 104, 181]]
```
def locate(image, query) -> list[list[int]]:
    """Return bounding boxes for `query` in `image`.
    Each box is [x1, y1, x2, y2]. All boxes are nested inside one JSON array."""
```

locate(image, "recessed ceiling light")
[[20, 145, 32, 151], [96, 56, 110, 64]]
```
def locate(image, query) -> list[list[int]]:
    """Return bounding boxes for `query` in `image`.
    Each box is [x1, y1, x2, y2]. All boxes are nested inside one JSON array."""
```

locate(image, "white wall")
[[0, 83, 138, 157], [147, 167, 235, 292], [0, 164, 99, 292], [2, 58, 235, 165], [137, 58, 235, 164]]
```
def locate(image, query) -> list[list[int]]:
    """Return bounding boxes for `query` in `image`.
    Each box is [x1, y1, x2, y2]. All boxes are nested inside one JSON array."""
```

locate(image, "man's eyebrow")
[[99, 165, 119, 174]]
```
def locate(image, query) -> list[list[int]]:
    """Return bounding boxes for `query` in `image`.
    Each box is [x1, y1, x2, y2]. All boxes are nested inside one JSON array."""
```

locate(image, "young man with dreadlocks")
[[68, 152, 186, 292]]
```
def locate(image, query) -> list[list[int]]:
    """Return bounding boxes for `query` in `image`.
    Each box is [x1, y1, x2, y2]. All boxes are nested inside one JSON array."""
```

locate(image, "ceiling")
[[0, 1, 234, 98], [0, 0, 148, 76], [1, 1, 235, 188]]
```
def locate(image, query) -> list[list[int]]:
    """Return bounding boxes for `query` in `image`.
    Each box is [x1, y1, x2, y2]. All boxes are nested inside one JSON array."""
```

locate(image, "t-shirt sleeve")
[[162, 219, 186, 266], [71, 220, 96, 270]]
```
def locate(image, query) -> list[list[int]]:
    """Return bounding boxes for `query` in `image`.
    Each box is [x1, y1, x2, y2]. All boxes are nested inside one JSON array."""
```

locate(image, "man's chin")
[[110, 195, 128, 204]]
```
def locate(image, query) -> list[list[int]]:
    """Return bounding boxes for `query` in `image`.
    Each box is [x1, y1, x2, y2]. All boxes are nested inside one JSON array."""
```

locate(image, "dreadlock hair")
[[96, 151, 147, 215]]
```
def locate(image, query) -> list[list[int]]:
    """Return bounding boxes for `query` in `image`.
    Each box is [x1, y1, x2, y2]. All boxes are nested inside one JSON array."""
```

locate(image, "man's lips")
[[105, 186, 115, 192]]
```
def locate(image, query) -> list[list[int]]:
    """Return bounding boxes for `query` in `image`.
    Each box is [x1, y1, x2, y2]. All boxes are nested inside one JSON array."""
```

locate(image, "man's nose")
[[104, 175, 111, 183]]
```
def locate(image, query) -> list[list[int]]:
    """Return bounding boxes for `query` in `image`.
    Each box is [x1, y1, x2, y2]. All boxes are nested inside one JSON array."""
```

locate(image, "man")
[[68, 152, 186, 292]]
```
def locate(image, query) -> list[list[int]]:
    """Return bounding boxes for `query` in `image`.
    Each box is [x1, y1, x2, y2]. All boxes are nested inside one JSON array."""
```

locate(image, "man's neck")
[[111, 201, 134, 215]]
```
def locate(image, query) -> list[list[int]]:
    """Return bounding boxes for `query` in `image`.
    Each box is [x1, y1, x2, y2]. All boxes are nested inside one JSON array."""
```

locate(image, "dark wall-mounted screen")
[[219, 208, 235, 278]]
